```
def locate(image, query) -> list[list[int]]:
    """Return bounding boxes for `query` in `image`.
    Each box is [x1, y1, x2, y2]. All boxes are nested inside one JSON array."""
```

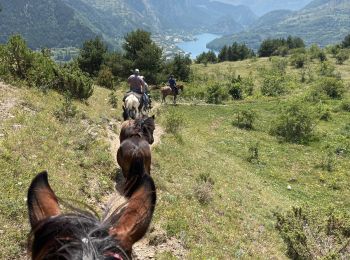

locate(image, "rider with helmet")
[[125, 69, 150, 110], [168, 74, 178, 95]]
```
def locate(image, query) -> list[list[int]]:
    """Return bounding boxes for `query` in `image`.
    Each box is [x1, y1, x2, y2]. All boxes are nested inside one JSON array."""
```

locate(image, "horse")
[[117, 116, 155, 183], [119, 115, 155, 145], [27, 171, 156, 259], [123, 93, 142, 120], [161, 85, 184, 105]]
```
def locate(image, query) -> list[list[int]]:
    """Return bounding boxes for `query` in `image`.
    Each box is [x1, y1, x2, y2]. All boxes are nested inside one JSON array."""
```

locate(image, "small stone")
[[287, 185, 292, 190]]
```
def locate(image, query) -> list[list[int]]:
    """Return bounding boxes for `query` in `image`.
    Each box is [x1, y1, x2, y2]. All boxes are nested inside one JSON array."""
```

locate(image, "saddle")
[[124, 91, 142, 101]]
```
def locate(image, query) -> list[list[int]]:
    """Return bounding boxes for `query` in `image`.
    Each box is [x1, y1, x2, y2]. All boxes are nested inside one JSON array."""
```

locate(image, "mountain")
[[0, 0, 98, 49], [207, 0, 350, 50], [0, 0, 257, 49], [80, 0, 257, 32], [214, 0, 312, 15]]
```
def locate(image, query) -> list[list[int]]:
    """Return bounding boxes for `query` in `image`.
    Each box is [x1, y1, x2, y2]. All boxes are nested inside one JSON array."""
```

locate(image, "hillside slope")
[[207, 0, 350, 50], [0, 0, 99, 49]]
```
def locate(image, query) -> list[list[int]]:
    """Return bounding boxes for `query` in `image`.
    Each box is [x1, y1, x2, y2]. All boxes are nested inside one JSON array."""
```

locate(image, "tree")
[[134, 43, 163, 83], [169, 54, 191, 81], [218, 45, 228, 62], [123, 29, 152, 61], [5, 35, 33, 79], [342, 34, 350, 48], [78, 37, 107, 76]]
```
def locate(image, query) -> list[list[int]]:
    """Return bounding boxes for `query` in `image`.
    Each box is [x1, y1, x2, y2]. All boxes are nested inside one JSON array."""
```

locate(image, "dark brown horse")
[[161, 85, 184, 105], [27, 171, 156, 259], [117, 116, 155, 187]]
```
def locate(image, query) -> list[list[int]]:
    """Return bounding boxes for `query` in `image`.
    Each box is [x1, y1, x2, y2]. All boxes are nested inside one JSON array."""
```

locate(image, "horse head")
[[137, 115, 155, 145], [27, 171, 156, 259]]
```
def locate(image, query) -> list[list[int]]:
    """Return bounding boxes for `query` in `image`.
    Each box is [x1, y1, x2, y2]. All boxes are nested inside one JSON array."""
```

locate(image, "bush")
[[54, 63, 94, 100], [3, 35, 34, 79], [233, 110, 256, 130], [260, 70, 287, 96], [247, 142, 259, 163], [336, 49, 349, 65], [164, 109, 185, 134], [290, 53, 307, 68], [54, 94, 78, 121], [318, 61, 338, 78], [206, 84, 228, 104], [340, 100, 350, 112], [316, 77, 345, 99], [97, 66, 114, 89], [318, 51, 327, 62], [271, 102, 316, 144], [228, 78, 243, 100], [275, 208, 350, 259], [109, 91, 118, 108]]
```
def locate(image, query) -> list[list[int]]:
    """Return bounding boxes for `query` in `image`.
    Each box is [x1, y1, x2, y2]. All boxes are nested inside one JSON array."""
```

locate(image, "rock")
[[287, 185, 292, 190]]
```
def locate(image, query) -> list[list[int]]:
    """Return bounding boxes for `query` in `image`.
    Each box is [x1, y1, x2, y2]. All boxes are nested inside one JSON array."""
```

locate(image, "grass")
[[1, 54, 350, 258], [0, 86, 121, 258]]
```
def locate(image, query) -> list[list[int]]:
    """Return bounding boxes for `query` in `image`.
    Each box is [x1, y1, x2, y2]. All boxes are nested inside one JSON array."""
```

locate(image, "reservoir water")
[[176, 33, 220, 59]]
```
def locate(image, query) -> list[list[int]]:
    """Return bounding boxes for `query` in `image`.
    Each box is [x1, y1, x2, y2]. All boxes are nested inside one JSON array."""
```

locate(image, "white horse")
[[123, 93, 141, 120]]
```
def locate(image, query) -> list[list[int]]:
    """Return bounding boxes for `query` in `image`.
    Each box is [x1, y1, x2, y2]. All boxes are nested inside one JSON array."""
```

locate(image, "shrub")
[[308, 44, 322, 60], [97, 66, 114, 89], [316, 77, 345, 99], [3, 35, 34, 79], [318, 51, 327, 62], [54, 63, 94, 100], [54, 94, 78, 121], [164, 109, 185, 134], [318, 61, 338, 78], [340, 100, 350, 112], [242, 73, 255, 96], [275, 208, 350, 259], [271, 102, 316, 144], [233, 110, 256, 130], [206, 83, 228, 104], [228, 81, 243, 100], [247, 142, 259, 163], [260, 70, 287, 96], [27, 52, 57, 91], [109, 91, 118, 108], [336, 49, 349, 65], [194, 172, 214, 205], [290, 53, 307, 68]]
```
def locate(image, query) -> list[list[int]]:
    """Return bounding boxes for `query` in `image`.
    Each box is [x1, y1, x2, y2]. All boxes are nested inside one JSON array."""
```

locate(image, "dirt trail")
[[104, 105, 186, 259]]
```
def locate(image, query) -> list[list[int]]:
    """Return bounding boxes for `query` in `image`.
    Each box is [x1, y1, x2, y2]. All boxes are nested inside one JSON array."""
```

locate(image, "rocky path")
[[104, 105, 186, 259]]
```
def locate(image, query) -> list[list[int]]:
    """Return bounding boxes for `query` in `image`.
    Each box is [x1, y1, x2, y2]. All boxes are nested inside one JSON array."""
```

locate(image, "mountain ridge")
[[0, 0, 257, 49], [207, 0, 350, 50]]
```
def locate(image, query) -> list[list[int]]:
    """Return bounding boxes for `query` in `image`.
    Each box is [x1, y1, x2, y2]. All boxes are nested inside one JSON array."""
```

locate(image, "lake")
[[176, 33, 220, 59]]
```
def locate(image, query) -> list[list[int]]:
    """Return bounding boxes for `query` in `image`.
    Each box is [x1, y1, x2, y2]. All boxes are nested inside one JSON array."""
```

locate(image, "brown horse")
[[27, 171, 156, 259], [117, 116, 155, 187], [161, 85, 184, 105], [119, 115, 155, 145]]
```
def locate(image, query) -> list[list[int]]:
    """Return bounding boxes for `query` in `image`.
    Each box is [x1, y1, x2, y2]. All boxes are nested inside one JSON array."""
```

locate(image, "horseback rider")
[[140, 76, 152, 109], [127, 69, 144, 95], [124, 69, 151, 109], [168, 74, 178, 95]]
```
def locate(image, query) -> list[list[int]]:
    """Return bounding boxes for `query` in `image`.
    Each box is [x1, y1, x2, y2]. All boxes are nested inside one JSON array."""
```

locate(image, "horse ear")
[[151, 115, 155, 119], [109, 175, 156, 256], [27, 171, 60, 228]]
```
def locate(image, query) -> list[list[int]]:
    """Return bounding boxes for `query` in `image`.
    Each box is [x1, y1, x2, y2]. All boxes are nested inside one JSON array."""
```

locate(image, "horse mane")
[[28, 209, 128, 260], [28, 173, 157, 260]]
